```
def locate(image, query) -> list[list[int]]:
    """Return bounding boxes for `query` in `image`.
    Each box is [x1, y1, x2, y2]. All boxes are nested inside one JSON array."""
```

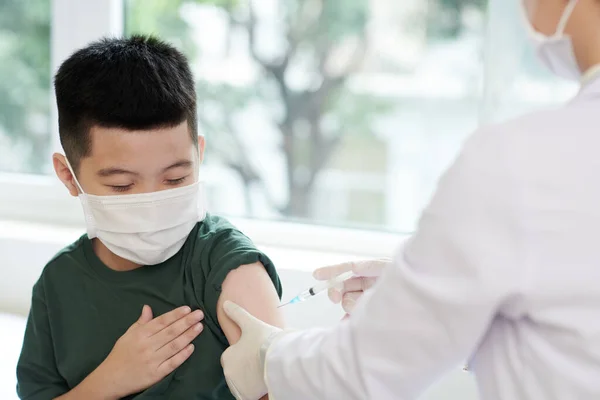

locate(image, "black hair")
[[54, 35, 197, 171]]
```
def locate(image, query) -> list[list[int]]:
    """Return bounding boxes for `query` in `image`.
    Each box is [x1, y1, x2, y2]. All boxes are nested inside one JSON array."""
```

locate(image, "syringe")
[[277, 271, 355, 308]]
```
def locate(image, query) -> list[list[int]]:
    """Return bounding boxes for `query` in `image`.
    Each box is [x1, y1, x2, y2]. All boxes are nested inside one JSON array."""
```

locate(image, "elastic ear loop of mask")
[[64, 156, 85, 195], [523, 0, 579, 38], [555, 0, 579, 36], [520, 2, 539, 37]]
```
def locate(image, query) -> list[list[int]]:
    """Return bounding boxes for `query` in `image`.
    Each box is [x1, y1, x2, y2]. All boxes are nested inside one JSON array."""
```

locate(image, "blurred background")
[[0, 0, 577, 231], [0, 0, 580, 398]]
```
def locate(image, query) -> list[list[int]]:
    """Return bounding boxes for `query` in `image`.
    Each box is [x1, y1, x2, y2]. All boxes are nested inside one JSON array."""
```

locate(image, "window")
[[0, 0, 51, 174], [0, 0, 579, 238], [123, 0, 489, 231]]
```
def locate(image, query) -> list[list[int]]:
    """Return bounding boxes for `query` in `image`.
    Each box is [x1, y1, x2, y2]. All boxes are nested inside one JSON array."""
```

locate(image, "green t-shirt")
[[16, 215, 282, 400]]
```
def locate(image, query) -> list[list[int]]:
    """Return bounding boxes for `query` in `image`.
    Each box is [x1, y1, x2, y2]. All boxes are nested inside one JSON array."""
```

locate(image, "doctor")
[[221, 0, 600, 398]]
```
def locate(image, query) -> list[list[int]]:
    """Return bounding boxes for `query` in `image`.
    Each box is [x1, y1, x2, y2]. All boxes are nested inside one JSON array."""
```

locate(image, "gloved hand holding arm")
[[220, 301, 286, 400]]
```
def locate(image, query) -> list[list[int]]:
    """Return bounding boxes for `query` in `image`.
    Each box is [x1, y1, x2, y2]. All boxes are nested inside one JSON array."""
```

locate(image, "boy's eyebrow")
[[162, 160, 193, 172], [96, 167, 140, 177], [96, 160, 193, 177]]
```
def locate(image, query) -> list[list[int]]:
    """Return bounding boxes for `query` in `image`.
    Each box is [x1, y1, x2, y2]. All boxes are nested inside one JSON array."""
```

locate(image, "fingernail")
[[193, 310, 204, 319], [182, 306, 191, 313], [194, 323, 203, 332]]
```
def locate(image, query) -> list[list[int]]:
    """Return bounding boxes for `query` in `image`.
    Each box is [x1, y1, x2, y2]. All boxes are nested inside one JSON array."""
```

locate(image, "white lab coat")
[[265, 75, 600, 400]]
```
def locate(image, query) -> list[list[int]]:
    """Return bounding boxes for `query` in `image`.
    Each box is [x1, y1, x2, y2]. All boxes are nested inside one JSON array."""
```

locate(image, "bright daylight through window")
[[0, 0, 51, 175], [0, 0, 577, 232]]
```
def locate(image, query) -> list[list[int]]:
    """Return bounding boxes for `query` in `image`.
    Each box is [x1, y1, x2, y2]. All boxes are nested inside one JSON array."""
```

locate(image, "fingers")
[[343, 276, 378, 292], [223, 301, 260, 332], [313, 262, 354, 281], [144, 306, 192, 336], [224, 374, 244, 400], [157, 343, 195, 377], [328, 276, 377, 305], [221, 349, 245, 400], [357, 258, 391, 277], [151, 309, 204, 349], [137, 305, 153, 325], [156, 321, 203, 359], [313, 259, 391, 281], [327, 287, 343, 304], [341, 291, 362, 314]]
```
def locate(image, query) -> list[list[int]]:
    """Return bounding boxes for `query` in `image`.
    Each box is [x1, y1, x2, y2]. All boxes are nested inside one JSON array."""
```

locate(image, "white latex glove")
[[220, 301, 285, 400], [313, 259, 391, 316]]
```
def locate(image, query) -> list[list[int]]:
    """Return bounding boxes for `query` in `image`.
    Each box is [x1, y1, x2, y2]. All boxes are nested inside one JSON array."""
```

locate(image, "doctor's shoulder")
[[474, 98, 588, 144], [466, 107, 558, 145], [457, 106, 571, 170]]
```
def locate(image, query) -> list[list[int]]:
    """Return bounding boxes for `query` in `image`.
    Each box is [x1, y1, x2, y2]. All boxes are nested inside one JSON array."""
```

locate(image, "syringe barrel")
[[296, 289, 314, 302], [309, 271, 355, 294]]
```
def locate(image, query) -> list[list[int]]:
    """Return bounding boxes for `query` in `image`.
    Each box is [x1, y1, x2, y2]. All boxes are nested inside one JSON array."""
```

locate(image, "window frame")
[[0, 0, 124, 225]]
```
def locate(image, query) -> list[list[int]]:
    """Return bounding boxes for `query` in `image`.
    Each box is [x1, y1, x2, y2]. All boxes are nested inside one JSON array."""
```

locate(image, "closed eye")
[[165, 176, 188, 186], [109, 184, 133, 193]]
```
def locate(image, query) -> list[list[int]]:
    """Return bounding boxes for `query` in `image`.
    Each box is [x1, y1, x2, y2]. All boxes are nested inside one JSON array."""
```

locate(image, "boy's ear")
[[52, 153, 79, 197], [198, 135, 206, 164]]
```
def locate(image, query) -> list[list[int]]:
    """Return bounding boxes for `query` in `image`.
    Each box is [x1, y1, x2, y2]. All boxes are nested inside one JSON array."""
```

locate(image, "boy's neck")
[[92, 238, 142, 271]]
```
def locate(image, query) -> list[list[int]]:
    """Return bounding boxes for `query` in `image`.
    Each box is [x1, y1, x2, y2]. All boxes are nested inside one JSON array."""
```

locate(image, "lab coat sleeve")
[[265, 127, 526, 400]]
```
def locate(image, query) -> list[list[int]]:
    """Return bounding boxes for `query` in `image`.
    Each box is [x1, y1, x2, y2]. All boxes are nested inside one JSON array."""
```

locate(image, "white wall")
[[0, 222, 478, 400]]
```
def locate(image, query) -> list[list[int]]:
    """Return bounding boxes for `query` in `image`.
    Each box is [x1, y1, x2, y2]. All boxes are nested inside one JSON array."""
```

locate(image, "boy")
[[16, 35, 284, 400]]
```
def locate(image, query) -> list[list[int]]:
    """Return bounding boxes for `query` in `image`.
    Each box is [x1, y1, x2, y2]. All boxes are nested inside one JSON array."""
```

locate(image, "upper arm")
[[17, 282, 68, 400], [201, 221, 282, 342], [217, 262, 285, 345]]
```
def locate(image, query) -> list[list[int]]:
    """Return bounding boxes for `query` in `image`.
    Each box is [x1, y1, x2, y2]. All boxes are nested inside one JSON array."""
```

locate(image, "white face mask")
[[66, 159, 206, 266], [522, 0, 581, 80]]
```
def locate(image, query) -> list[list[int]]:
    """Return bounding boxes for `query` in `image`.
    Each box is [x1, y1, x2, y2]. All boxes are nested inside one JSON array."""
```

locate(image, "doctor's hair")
[[54, 34, 198, 172]]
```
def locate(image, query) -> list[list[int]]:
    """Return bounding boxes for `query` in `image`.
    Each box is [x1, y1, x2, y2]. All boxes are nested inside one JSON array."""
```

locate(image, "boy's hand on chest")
[[93, 305, 205, 399]]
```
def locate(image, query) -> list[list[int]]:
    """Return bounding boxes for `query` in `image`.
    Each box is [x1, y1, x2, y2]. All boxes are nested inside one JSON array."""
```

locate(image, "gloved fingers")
[[223, 301, 260, 332], [222, 365, 245, 400], [328, 276, 378, 304], [221, 340, 267, 400], [313, 262, 354, 281], [342, 276, 378, 292], [313, 259, 392, 282], [341, 291, 362, 314], [356, 258, 392, 277], [327, 287, 343, 304]]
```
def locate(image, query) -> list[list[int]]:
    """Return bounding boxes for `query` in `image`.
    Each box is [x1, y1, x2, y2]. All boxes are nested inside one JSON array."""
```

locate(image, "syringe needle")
[[277, 301, 291, 308], [277, 271, 355, 309]]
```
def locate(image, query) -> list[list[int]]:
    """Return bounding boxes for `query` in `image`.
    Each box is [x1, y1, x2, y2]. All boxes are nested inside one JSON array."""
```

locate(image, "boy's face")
[[53, 121, 205, 197]]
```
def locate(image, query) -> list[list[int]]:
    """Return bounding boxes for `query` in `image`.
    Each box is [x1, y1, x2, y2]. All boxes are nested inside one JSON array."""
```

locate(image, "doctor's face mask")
[[521, 0, 581, 80], [58, 121, 206, 266]]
